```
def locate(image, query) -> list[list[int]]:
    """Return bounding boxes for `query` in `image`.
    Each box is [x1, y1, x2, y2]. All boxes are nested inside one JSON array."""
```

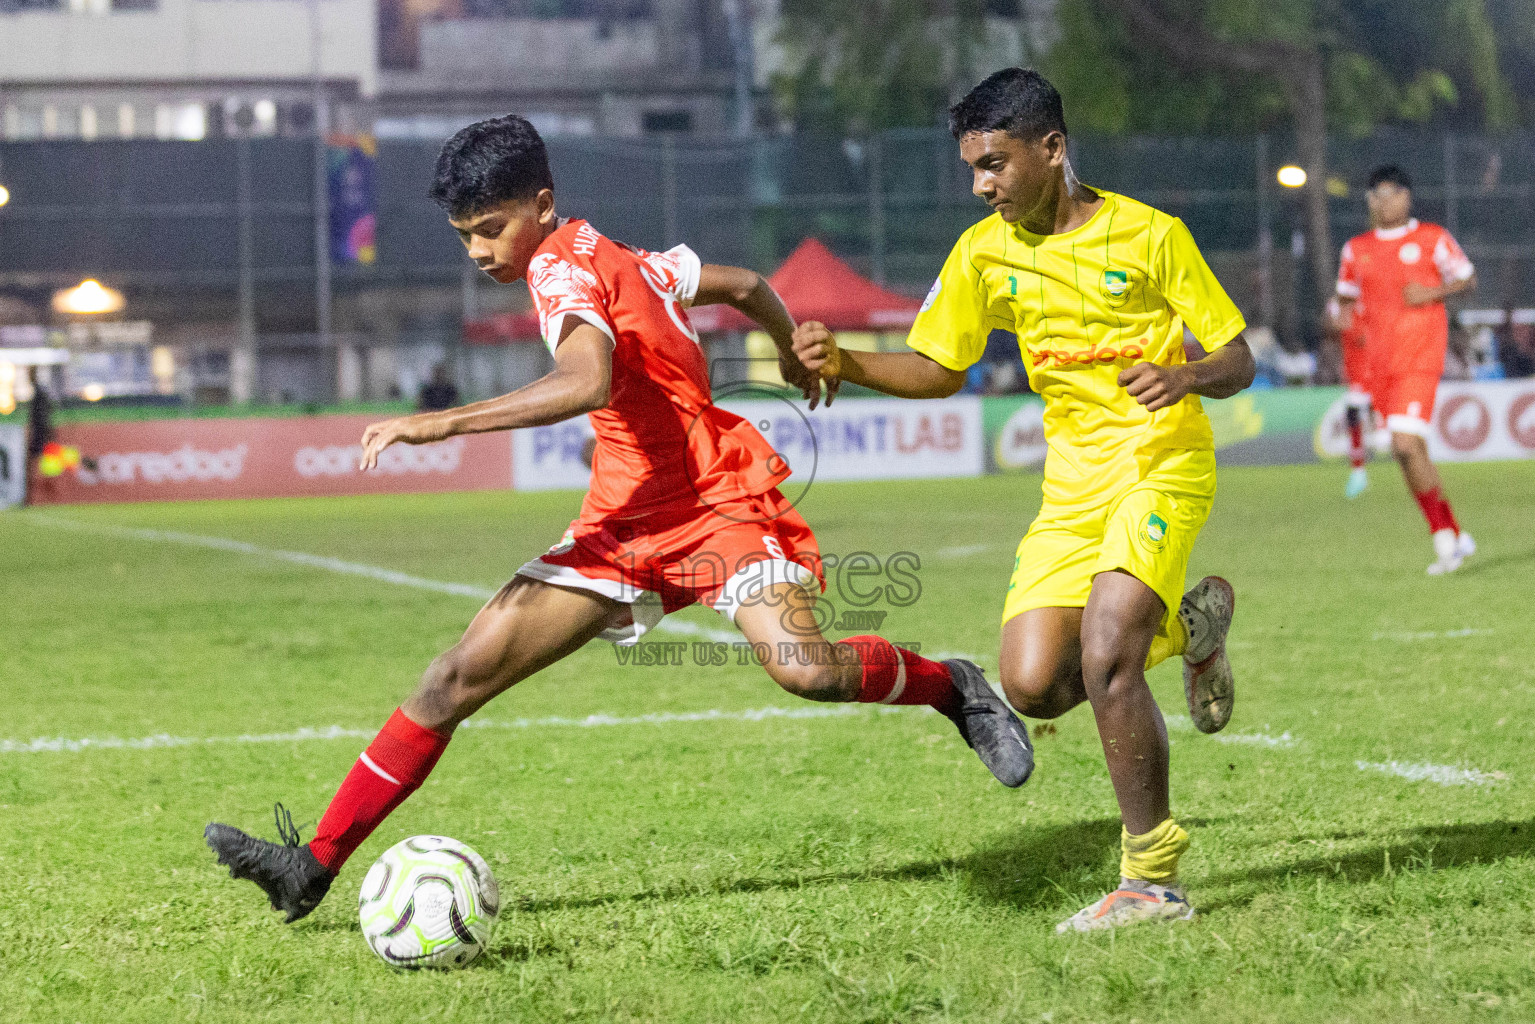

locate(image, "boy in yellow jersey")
[[793, 68, 1255, 932]]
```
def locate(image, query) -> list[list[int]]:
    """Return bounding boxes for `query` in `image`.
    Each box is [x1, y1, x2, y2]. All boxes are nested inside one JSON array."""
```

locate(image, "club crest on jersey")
[[1398, 242, 1422, 265], [1138, 510, 1170, 552], [1102, 268, 1131, 307]]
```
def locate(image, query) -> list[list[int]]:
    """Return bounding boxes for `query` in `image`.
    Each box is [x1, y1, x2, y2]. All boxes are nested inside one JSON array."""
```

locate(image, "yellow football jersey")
[[907, 189, 1245, 509]]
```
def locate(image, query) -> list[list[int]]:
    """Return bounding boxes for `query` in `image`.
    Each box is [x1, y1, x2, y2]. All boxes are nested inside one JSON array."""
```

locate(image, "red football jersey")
[[1336, 219, 1473, 378], [525, 219, 788, 523]]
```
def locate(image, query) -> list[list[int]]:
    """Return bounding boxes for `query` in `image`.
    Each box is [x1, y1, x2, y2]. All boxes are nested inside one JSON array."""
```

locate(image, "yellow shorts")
[[1002, 448, 1216, 635]]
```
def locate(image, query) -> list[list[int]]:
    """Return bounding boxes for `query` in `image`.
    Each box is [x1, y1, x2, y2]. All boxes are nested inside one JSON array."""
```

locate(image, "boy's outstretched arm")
[[792, 321, 965, 399], [358, 322, 612, 470], [695, 264, 826, 407]]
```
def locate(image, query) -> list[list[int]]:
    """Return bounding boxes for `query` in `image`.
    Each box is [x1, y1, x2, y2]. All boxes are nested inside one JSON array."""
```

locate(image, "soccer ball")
[[358, 835, 499, 969]]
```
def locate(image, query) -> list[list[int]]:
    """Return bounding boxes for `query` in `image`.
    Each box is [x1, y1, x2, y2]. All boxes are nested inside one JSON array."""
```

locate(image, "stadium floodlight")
[[0, 184, 9, 207], [1277, 165, 1308, 188], [52, 279, 126, 316]]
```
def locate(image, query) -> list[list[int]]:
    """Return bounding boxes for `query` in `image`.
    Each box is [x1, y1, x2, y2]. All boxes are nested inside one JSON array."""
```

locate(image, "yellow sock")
[[1120, 817, 1189, 884], [1144, 612, 1188, 670]]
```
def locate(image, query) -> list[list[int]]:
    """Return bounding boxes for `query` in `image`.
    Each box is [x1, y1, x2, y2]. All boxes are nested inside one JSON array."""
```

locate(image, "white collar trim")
[[1374, 219, 1418, 241]]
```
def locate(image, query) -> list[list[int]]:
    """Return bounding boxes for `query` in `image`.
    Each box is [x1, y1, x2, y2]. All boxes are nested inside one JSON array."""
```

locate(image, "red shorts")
[[1375, 373, 1440, 436], [516, 488, 824, 643]]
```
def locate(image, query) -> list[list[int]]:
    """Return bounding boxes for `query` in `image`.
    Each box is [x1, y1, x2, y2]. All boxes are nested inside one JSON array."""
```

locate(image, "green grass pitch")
[[3, 460, 1534, 1023]]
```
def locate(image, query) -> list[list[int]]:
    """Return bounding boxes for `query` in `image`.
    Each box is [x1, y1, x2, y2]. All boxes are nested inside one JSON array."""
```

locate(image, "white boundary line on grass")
[[1372, 628, 1494, 642], [1, 705, 905, 755], [1355, 760, 1507, 786], [20, 513, 741, 643], [12, 515, 1498, 786]]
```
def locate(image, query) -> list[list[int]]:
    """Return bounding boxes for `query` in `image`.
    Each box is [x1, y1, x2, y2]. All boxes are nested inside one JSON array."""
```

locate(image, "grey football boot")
[[941, 659, 1035, 787], [1178, 576, 1236, 733]]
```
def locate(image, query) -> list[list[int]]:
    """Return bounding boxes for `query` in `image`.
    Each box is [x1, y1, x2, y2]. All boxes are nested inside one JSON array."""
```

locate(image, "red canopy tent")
[[463, 237, 920, 344], [696, 237, 921, 333]]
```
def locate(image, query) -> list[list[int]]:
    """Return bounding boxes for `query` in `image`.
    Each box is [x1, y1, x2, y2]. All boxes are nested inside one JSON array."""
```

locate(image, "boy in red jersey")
[[1336, 165, 1478, 573], [205, 115, 1033, 923]]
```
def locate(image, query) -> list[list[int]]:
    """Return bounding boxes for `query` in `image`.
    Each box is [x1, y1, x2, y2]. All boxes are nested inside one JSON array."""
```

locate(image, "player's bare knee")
[[768, 660, 849, 703], [1000, 660, 1065, 717], [414, 651, 483, 718], [1079, 635, 1137, 702]]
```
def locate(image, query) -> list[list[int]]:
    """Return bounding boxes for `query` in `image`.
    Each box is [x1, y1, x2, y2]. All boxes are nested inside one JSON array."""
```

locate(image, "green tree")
[[1051, 0, 1518, 321], [771, 0, 994, 136]]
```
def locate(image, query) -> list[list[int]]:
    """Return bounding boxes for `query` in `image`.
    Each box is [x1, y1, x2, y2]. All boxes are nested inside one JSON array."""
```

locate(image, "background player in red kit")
[[1336, 165, 1478, 574], [1324, 294, 1377, 498], [204, 115, 1034, 922]]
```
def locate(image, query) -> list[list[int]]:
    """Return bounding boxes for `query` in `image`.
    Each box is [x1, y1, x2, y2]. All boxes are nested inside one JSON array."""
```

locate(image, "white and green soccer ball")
[[358, 835, 500, 969]]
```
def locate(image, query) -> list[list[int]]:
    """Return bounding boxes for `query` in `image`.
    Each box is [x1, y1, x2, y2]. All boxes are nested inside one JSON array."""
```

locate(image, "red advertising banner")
[[30, 413, 513, 504]]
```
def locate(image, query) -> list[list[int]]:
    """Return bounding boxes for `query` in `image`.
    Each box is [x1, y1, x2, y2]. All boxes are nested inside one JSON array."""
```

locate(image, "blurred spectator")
[[417, 363, 460, 411], [1444, 321, 1476, 381], [1498, 306, 1535, 379], [1274, 348, 1317, 386], [984, 360, 1021, 395]]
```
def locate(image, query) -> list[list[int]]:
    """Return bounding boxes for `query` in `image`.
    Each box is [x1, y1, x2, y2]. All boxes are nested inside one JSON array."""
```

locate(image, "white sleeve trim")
[[1336, 280, 1361, 298], [663, 244, 702, 308], [546, 309, 616, 352], [1433, 236, 1474, 283]]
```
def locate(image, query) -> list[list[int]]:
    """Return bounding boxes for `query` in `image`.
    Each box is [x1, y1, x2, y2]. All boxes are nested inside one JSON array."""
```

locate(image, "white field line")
[[1, 705, 913, 756], [22, 514, 499, 600], [1372, 628, 1494, 642], [644, 617, 741, 644], [1215, 730, 1297, 748], [1164, 715, 1296, 747], [1355, 760, 1507, 786], [20, 513, 739, 643], [934, 544, 992, 560]]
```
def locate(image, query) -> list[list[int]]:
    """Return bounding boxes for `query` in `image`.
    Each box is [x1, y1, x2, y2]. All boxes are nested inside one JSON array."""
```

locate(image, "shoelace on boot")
[[273, 802, 304, 848]]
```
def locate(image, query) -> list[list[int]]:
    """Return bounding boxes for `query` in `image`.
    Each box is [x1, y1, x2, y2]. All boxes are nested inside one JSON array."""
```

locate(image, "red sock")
[[1413, 487, 1456, 535], [836, 635, 960, 714], [1437, 494, 1461, 534], [308, 708, 451, 874], [1347, 418, 1366, 469]]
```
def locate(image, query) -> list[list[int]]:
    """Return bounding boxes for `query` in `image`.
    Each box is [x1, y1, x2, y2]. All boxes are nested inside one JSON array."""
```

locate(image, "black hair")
[[428, 114, 554, 218], [1367, 164, 1413, 191], [948, 68, 1067, 142]]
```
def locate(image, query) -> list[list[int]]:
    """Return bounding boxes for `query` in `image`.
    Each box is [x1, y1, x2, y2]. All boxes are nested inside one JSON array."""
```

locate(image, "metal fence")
[[1, 127, 1532, 401]]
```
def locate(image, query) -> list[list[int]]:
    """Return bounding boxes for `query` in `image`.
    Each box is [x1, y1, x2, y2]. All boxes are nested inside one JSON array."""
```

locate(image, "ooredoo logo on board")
[[79, 444, 248, 485], [32, 414, 513, 504], [294, 438, 466, 478]]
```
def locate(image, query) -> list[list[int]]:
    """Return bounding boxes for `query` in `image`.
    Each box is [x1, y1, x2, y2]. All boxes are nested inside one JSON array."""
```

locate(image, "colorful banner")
[[1314, 380, 1535, 463], [28, 413, 512, 505], [0, 424, 25, 508], [512, 396, 985, 492], [984, 388, 1349, 472], [328, 134, 378, 266]]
